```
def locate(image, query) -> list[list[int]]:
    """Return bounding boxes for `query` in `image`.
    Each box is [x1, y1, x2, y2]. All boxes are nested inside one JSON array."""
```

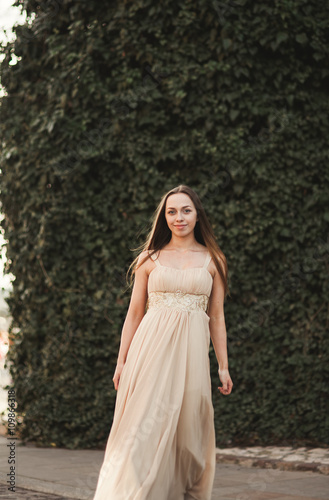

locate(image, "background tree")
[[0, 0, 328, 448]]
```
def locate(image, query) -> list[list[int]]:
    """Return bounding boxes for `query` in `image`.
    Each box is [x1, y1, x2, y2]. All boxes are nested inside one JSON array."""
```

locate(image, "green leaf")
[[295, 33, 308, 44], [276, 32, 289, 44]]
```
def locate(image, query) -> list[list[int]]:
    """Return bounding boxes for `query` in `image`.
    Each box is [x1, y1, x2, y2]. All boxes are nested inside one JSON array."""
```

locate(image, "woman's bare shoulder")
[[136, 249, 151, 265], [209, 254, 226, 279], [136, 249, 159, 270]]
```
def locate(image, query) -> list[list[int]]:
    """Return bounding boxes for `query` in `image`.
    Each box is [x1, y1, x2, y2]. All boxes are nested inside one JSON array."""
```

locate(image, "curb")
[[215, 452, 329, 476]]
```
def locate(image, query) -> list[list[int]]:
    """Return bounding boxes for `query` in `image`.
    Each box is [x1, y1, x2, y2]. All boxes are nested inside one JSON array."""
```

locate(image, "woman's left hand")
[[218, 369, 233, 395]]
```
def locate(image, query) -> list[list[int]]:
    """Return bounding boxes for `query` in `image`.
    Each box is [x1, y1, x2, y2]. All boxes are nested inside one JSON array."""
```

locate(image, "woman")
[[93, 184, 233, 500]]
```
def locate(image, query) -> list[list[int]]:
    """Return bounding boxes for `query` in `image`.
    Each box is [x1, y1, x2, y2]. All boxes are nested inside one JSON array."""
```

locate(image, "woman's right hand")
[[112, 361, 125, 391]]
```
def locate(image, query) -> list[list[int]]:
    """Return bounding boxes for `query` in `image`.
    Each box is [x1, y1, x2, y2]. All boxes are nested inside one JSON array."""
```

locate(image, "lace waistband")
[[147, 290, 209, 313]]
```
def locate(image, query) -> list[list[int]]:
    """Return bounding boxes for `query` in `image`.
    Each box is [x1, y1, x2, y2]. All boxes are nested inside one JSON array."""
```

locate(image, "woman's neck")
[[165, 234, 199, 251]]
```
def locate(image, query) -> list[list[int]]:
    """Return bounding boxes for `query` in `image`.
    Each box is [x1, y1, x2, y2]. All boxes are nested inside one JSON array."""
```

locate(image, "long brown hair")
[[126, 184, 230, 298]]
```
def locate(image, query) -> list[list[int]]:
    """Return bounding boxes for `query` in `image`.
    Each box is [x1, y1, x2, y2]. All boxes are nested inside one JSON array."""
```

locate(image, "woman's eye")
[[168, 209, 191, 214]]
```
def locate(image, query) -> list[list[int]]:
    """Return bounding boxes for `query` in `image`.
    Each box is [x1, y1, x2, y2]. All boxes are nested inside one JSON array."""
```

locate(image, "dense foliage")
[[0, 0, 328, 449]]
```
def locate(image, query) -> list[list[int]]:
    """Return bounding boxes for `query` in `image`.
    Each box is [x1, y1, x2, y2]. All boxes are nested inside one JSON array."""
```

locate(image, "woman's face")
[[164, 193, 198, 237]]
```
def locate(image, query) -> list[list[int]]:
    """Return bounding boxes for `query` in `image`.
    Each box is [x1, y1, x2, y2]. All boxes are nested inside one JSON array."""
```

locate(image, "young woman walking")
[[92, 184, 233, 500]]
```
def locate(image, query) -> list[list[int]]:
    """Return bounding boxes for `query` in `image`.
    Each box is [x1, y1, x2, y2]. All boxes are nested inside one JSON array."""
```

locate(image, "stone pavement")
[[0, 483, 71, 499], [0, 436, 328, 499], [215, 445, 329, 476]]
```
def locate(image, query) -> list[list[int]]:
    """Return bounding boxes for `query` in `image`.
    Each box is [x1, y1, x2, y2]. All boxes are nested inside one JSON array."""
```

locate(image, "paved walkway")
[[0, 436, 329, 499], [216, 445, 329, 476]]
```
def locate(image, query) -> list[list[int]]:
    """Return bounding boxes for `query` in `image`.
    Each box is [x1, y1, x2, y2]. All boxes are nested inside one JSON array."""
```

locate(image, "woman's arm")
[[208, 262, 228, 371], [116, 250, 150, 364], [208, 260, 233, 395]]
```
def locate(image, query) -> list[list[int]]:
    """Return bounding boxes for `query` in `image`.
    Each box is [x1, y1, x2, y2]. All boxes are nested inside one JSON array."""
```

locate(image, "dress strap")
[[203, 251, 212, 269], [149, 250, 161, 267]]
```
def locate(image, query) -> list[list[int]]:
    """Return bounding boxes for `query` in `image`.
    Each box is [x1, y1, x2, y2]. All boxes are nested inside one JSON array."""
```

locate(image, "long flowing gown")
[[92, 250, 216, 500]]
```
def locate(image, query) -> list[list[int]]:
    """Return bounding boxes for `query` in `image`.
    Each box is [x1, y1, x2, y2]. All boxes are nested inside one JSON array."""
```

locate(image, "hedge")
[[0, 0, 328, 448]]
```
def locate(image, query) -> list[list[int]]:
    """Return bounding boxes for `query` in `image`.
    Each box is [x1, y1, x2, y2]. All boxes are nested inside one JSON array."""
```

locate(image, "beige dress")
[[92, 250, 216, 500]]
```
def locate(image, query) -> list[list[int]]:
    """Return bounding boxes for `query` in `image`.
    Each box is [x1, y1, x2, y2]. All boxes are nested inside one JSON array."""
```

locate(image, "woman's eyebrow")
[[167, 205, 192, 209]]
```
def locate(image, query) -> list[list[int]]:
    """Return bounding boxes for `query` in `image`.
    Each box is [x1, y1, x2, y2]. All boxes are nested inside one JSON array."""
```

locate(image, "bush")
[[0, 0, 328, 448]]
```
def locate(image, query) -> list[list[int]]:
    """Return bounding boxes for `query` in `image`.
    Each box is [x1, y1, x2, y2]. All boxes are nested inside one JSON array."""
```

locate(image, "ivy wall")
[[0, 0, 328, 448]]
